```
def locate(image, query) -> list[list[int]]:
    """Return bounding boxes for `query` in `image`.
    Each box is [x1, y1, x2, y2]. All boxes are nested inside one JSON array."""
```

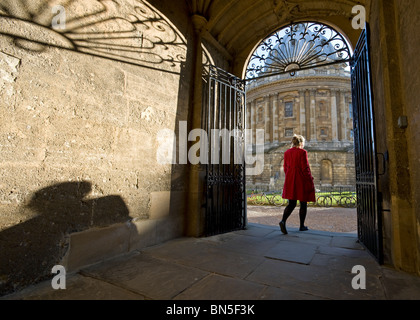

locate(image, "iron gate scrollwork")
[[202, 65, 247, 236], [350, 26, 384, 263], [246, 21, 351, 80]]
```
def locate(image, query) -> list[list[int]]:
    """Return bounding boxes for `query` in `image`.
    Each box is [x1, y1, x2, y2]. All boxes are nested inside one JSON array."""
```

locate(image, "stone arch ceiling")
[[186, 0, 369, 74]]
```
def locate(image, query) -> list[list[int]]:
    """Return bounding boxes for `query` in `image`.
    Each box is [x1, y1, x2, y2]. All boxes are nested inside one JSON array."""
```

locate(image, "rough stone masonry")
[[0, 0, 192, 295]]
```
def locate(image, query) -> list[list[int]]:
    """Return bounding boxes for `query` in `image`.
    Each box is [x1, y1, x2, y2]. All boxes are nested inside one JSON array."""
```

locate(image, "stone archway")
[[188, 0, 420, 274], [241, 20, 361, 250], [243, 21, 355, 191]]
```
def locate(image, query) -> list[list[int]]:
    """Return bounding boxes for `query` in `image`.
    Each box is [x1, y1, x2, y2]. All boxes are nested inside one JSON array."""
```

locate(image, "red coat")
[[282, 147, 316, 203]]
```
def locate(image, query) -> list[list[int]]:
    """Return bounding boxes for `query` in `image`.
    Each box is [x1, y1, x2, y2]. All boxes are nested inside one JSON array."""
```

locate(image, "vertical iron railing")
[[351, 26, 383, 263], [202, 65, 247, 236]]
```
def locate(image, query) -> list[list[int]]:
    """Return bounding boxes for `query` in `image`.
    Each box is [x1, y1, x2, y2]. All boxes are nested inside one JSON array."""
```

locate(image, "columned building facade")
[[246, 64, 356, 191]]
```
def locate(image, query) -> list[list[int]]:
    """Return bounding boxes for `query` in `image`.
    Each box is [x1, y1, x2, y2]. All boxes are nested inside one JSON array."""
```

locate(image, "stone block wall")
[[396, 0, 420, 275], [247, 146, 356, 192], [0, 0, 192, 295], [369, 0, 420, 273]]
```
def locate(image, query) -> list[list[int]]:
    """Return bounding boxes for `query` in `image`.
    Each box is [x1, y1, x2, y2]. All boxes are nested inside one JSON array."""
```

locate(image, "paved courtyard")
[[247, 205, 357, 233], [3, 223, 420, 301]]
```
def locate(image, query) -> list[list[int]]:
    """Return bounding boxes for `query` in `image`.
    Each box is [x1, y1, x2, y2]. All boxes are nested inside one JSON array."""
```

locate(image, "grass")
[[247, 191, 357, 207]]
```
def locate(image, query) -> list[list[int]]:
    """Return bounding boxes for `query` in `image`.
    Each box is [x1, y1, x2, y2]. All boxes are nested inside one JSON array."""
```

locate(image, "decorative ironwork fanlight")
[[246, 22, 351, 80]]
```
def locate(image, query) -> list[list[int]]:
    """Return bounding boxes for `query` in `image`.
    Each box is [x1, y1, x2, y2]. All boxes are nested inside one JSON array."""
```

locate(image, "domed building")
[[245, 55, 355, 192]]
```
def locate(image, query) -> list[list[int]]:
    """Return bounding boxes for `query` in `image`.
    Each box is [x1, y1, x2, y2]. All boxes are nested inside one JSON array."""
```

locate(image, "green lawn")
[[247, 191, 357, 208]]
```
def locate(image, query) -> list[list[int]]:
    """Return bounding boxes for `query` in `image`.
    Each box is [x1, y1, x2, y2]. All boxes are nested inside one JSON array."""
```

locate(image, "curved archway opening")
[[245, 21, 357, 234]]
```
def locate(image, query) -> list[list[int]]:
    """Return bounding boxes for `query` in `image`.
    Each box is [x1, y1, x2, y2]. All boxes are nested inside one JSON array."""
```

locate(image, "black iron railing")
[[247, 186, 357, 208]]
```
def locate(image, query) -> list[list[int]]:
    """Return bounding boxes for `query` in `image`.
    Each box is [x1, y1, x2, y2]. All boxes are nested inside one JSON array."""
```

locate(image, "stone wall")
[[245, 65, 355, 193], [247, 144, 356, 192], [0, 0, 193, 295], [395, 0, 420, 275], [1, 0, 419, 295], [369, 0, 420, 274]]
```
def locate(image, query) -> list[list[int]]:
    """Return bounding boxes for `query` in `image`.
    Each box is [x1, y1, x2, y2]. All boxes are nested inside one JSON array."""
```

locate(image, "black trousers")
[[281, 200, 308, 228]]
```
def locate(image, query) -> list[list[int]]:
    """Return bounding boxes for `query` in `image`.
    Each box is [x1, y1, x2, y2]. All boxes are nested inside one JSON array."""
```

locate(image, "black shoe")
[[279, 221, 288, 234], [299, 226, 309, 232]]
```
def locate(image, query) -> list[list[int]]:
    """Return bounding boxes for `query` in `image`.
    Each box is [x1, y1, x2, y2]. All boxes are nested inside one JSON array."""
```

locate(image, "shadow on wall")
[[0, 0, 193, 295], [0, 181, 131, 296], [0, 0, 191, 74]]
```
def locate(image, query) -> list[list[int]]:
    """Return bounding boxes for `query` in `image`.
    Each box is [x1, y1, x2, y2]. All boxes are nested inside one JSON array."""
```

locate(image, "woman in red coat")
[[279, 135, 316, 234]]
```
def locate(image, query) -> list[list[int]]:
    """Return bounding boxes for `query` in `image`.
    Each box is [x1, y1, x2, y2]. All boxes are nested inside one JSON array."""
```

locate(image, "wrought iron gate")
[[350, 27, 383, 263], [202, 65, 247, 236]]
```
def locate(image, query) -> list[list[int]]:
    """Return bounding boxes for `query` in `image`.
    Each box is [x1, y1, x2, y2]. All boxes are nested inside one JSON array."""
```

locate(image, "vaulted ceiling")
[[186, 0, 368, 74]]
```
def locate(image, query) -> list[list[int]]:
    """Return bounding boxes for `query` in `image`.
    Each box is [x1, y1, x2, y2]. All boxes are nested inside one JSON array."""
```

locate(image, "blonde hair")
[[291, 134, 305, 147]]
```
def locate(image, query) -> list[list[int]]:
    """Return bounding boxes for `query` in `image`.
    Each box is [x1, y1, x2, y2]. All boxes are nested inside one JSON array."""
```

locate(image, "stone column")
[[272, 94, 279, 142], [330, 89, 339, 141], [250, 99, 256, 143], [246, 101, 251, 130], [305, 90, 310, 140], [264, 95, 270, 143], [186, 14, 206, 237], [245, 101, 251, 152], [310, 89, 317, 141], [278, 97, 283, 141], [299, 90, 306, 137], [340, 90, 348, 141], [268, 95, 273, 143]]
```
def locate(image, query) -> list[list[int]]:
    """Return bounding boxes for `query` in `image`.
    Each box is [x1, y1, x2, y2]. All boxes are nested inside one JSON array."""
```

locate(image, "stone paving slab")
[[275, 232, 334, 246], [2, 272, 145, 300], [142, 238, 265, 280], [3, 223, 420, 301], [203, 231, 281, 256], [245, 257, 385, 300], [330, 235, 364, 249], [174, 274, 267, 300], [81, 251, 209, 300], [264, 241, 318, 265], [259, 285, 327, 300], [380, 267, 420, 300]]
